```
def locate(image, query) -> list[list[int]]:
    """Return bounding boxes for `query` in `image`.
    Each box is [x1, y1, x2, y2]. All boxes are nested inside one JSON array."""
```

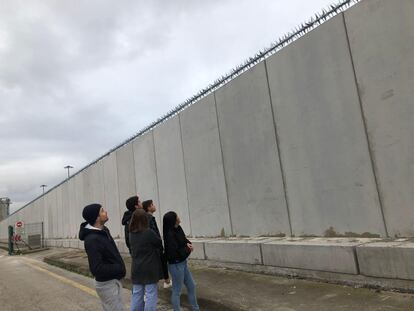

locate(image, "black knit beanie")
[[82, 203, 102, 226]]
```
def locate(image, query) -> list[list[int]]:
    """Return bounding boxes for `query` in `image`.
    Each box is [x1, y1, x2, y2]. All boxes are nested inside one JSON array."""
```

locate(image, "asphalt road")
[[0, 249, 177, 311], [3, 247, 414, 311]]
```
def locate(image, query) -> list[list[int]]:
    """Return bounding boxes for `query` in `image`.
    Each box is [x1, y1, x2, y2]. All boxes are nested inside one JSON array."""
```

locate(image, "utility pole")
[[64, 165, 73, 179], [40, 184, 47, 194]]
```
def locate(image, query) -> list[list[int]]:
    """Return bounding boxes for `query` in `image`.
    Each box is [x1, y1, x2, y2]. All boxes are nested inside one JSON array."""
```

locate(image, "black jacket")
[[79, 222, 126, 282], [164, 225, 192, 264], [123, 210, 156, 252], [148, 214, 161, 239], [122, 210, 133, 251], [130, 229, 164, 284], [148, 214, 169, 279]]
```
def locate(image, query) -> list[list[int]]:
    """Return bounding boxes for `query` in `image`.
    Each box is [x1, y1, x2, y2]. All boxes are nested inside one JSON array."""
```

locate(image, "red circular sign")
[[16, 221, 23, 228]]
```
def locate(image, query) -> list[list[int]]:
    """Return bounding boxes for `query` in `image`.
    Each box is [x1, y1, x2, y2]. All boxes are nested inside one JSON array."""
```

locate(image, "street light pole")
[[64, 165, 74, 179], [40, 184, 47, 194]]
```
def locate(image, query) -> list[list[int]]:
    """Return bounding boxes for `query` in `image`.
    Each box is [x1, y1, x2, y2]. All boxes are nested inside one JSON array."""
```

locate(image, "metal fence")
[[14, 222, 44, 250]]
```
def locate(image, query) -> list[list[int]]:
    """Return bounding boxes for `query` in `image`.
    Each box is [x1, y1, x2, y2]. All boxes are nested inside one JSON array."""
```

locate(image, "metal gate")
[[14, 222, 44, 250]]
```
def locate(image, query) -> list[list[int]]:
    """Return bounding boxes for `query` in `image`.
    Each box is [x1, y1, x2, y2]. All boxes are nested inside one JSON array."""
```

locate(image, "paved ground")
[[0, 249, 182, 311], [190, 264, 414, 311], [3, 247, 414, 310]]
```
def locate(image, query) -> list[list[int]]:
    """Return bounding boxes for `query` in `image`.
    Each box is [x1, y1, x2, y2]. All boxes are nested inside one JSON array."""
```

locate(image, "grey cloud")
[[1, 0, 335, 213]]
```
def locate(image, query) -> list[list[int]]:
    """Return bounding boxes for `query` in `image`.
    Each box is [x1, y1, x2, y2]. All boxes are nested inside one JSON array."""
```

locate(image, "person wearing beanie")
[[79, 203, 126, 311], [122, 195, 142, 254]]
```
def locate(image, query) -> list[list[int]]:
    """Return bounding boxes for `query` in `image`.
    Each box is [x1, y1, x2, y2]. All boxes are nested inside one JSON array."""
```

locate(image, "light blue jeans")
[[168, 260, 200, 311], [130, 283, 158, 311]]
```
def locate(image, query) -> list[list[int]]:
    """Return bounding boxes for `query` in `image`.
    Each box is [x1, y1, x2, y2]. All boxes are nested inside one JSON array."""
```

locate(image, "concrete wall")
[[132, 132, 161, 225], [67, 178, 77, 238], [1, 0, 413, 240], [344, 0, 414, 237], [83, 161, 105, 206], [73, 172, 86, 237], [154, 116, 191, 234], [116, 143, 136, 239], [61, 183, 69, 238], [102, 152, 122, 238], [55, 186, 63, 238], [44, 191, 55, 238], [265, 14, 385, 237], [215, 62, 290, 236], [180, 94, 232, 237]]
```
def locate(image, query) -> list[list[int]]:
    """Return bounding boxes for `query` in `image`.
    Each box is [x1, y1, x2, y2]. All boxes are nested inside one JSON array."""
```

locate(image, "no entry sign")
[[15, 221, 24, 228]]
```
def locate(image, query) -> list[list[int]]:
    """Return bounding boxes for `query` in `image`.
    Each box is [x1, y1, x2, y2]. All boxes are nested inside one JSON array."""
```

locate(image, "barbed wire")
[[8, 0, 361, 217]]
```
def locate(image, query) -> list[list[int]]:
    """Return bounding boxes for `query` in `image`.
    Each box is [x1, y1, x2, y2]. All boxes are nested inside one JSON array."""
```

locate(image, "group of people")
[[78, 195, 200, 311]]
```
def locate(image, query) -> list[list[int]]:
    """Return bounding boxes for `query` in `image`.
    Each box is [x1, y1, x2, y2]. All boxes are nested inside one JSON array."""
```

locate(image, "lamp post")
[[40, 184, 47, 194], [64, 165, 73, 179]]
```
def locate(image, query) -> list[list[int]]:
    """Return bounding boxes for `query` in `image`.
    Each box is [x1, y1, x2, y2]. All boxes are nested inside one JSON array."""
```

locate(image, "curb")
[[0, 245, 50, 255], [44, 256, 241, 311]]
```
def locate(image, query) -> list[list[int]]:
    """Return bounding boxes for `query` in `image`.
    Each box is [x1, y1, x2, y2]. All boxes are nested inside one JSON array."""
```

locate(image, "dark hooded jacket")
[[164, 225, 192, 264], [123, 209, 158, 254], [122, 210, 134, 252], [148, 214, 161, 239], [147, 213, 168, 279], [79, 222, 126, 282], [130, 228, 164, 284]]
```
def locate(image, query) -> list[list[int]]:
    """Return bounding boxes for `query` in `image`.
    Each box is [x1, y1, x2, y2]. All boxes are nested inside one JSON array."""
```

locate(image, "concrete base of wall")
[[69, 239, 79, 249], [262, 238, 369, 274], [190, 258, 414, 294], [204, 238, 275, 264], [43, 237, 414, 290], [357, 240, 414, 280], [190, 238, 214, 260]]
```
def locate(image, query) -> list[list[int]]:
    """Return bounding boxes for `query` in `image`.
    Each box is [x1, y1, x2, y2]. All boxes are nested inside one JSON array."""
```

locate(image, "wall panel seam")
[[213, 92, 234, 236], [178, 114, 193, 236], [264, 60, 293, 237], [342, 12, 389, 237]]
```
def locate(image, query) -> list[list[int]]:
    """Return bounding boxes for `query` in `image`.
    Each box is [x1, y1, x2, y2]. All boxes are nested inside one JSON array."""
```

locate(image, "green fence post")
[[8, 225, 14, 255]]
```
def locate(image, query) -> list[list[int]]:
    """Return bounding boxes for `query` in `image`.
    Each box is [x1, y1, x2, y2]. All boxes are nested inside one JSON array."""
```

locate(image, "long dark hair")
[[129, 209, 149, 233], [163, 211, 177, 241]]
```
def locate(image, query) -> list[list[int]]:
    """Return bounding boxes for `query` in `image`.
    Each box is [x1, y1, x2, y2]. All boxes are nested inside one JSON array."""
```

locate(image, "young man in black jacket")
[[122, 195, 142, 254], [79, 203, 126, 311]]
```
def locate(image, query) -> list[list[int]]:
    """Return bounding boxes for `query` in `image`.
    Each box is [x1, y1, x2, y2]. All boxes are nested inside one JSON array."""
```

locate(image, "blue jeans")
[[168, 260, 200, 311], [130, 283, 158, 311]]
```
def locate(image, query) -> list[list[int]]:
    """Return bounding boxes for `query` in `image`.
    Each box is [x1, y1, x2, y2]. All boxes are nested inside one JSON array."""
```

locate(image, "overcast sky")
[[1, 0, 339, 213]]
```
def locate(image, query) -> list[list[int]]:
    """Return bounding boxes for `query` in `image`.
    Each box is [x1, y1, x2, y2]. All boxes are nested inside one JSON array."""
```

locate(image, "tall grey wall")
[[154, 116, 191, 234], [102, 152, 122, 238], [180, 94, 232, 237], [1, 0, 413, 240], [265, 13, 385, 237], [344, 0, 414, 237], [215, 62, 290, 236], [132, 132, 161, 225]]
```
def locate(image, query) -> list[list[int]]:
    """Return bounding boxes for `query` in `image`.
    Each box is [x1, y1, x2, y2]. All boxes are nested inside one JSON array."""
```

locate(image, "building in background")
[[0, 197, 10, 221]]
